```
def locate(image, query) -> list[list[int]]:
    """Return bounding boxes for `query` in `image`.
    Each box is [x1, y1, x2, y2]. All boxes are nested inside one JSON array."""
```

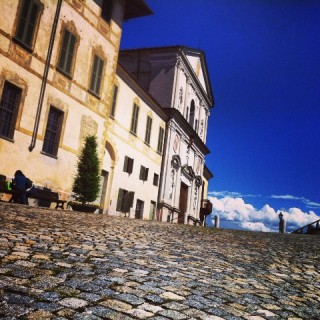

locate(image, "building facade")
[[101, 64, 167, 218], [0, 0, 151, 198], [0, 1, 213, 223], [119, 47, 214, 223]]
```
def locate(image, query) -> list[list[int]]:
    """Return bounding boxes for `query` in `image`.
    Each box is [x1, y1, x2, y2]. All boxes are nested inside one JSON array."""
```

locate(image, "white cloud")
[[208, 195, 320, 233], [271, 194, 305, 200], [208, 190, 243, 198], [240, 221, 272, 232], [305, 200, 320, 208]]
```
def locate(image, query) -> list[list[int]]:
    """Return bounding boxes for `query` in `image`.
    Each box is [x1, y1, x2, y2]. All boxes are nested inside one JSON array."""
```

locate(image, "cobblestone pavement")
[[0, 203, 319, 320]]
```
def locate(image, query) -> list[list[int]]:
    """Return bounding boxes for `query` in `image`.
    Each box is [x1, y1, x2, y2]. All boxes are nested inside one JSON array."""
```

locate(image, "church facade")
[[119, 47, 213, 223], [0, 0, 213, 223]]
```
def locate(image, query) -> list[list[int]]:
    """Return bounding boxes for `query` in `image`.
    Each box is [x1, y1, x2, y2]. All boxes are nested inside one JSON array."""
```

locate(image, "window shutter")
[[58, 32, 68, 70], [16, 0, 40, 48], [144, 168, 149, 181], [125, 192, 135, 212], [66, 33, 76, 74], [128, 158, 134, 174], [116, 188, 123, 211], [123, 156, 128, 172], [110, 85, 118, 117]]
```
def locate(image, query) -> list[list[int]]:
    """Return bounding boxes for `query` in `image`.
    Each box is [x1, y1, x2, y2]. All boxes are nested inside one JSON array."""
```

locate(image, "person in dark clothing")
[[12, 170, 28, 204]]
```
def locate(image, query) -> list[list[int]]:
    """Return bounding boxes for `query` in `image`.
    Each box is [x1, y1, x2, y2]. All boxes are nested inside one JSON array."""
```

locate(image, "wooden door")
[[178, 182, 188, 224], [135, 199, 144, 219]]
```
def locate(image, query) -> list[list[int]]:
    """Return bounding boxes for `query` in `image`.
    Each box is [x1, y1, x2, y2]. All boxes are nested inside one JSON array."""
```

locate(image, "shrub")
[[72, 135, 100, 205]]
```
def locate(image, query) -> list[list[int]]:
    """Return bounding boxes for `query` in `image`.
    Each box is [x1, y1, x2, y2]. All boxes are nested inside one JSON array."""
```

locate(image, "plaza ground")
[[0, 202, 319, 319]]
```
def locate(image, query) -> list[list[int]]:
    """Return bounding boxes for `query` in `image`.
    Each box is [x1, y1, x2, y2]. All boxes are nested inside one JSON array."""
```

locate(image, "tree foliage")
[[72, 135, 100, 205]]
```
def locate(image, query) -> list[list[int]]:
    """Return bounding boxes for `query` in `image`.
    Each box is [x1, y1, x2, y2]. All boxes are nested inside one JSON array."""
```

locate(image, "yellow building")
[[0, 1, 213, 222], [0, 0, 151, 198]]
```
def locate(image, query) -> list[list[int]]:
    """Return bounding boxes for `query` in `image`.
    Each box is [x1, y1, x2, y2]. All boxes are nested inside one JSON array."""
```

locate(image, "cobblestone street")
[[0, 202, 319, 320]]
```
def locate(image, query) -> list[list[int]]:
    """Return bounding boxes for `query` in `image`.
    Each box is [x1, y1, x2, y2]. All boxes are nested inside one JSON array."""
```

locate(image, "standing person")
[[12, 170, 28, 204]]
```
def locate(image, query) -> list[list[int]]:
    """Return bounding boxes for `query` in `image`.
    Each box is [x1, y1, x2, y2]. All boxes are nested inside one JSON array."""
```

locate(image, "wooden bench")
[[27, 188, 66, 209], [0, 179, 66, 209]]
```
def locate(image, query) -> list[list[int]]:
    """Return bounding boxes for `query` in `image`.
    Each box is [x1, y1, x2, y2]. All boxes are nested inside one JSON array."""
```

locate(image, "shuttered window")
[[116, 188, 134, 212], [123, 156, 134, 174], [157, 126, 165, 154], [89, 55, 104, 96], [139, 166, 149, 181], [144, 116, 152, 145], [153, 173, 159, 186], [15, 0, 41, 50], [58, 29, 76, 77], [42, 107, 63, 157], [0, 82, 22, 140], [130, 103, 139, 135], [110, 85, 118, 118]]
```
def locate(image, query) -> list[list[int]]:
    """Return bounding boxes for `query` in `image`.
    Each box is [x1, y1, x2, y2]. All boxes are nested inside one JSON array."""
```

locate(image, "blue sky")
[[121, 0, 320, 232]]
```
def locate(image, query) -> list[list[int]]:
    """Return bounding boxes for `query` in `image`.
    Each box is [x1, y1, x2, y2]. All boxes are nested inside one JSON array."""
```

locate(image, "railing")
[[187, 214, 202, 226], [292, 219, 320, 235]]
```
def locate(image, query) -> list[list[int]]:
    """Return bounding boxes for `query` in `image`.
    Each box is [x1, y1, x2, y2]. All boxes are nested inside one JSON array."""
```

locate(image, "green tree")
[[72, 135, 100, 205]]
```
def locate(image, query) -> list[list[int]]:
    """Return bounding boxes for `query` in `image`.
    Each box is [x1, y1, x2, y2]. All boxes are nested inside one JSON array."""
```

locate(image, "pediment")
[[181, 165, 195, 180], [181, 48, 213, 104]]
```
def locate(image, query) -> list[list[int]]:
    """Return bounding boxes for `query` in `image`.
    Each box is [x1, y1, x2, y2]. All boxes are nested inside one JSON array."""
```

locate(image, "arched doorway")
[[99, 140, 115, 213]]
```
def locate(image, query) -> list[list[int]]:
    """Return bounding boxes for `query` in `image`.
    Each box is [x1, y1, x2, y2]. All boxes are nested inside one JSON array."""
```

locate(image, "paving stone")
[[117, 293, 145, 306], [58, 298, 88, 309], [0, 203, 319, 320], [158, 309, 188, 319]]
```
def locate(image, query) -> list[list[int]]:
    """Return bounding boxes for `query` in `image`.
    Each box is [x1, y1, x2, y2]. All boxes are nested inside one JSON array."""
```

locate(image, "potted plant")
[[69, 135, 101, 213]]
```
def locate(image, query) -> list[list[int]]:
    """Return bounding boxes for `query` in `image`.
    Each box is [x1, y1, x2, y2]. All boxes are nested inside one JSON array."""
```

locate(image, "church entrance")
[[178, 182, 188, 224]]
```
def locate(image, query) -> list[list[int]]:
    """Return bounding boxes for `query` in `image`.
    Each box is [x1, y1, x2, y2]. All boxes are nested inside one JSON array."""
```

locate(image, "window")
[[123, 156, 134, 174], [157, 126, 165, 154], [116, 188, 134, 212], [15, 0, 41, 50], [110, 85, 118, 118], [144, 116, 152, 145], [93, 0, 113, 22], [89, 55, 104, 97], [195, 119, 198, 133], [42, 107, 63, 156], [101, 0, 113, 22], [153, 173, 159, 186], [0, 81, 22, 140], [130, 103, 139, 135], [57, 29, 76, 77], [139, 165, 149, 181]]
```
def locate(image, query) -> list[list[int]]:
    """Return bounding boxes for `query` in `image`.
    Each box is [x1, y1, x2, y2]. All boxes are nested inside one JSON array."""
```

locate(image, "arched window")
[[189, 100, 195, 127]]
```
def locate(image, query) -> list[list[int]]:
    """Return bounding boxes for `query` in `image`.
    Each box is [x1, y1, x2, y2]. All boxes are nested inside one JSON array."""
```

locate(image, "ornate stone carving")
[[171, 155, 181, 169], [193, 187, 198, 211], [199, 119, 204, 137], [169, 169, 175, 200], [178, 87, 183, 110], [173, 134, 180, 153]]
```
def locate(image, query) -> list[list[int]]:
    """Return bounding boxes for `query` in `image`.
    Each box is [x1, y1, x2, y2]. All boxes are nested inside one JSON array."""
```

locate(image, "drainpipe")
[[29, 0, 62, 152]]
